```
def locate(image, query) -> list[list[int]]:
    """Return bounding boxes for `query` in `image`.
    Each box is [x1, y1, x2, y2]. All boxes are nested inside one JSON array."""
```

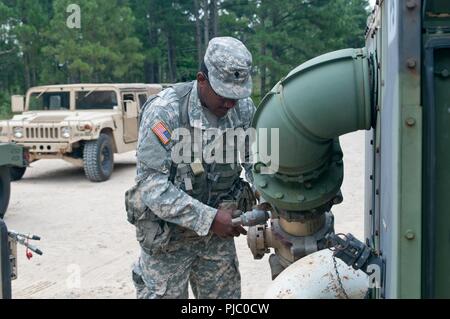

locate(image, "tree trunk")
[[146, 0, 160, 83], [260, 8, 268, 96], [270, 9, 281, 87], [203, 0, 209, 47], [23, 53, 31, 89], [260, 44, 267, 97], [193, 0, 203, 69], [209, 0, 219, 38], [167, 32, 177, 82], [32, 67, 37, 86], [144, 62, 151, 83]]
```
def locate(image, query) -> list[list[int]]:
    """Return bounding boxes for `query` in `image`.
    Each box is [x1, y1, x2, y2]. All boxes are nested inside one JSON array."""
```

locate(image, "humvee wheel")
[[10, 166, 26, 181], [83, 133, 114, 182], [0, 167, 11, 219]]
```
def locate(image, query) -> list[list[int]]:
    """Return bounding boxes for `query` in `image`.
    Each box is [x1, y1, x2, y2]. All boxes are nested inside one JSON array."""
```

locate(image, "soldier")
[[125, 36, 257, 299]]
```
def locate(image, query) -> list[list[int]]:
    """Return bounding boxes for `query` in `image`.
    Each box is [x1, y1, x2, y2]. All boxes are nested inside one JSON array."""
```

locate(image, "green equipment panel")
[[0, 219, 11, 299], [0, 143, 24, 167], [423, 0, 450, 298]]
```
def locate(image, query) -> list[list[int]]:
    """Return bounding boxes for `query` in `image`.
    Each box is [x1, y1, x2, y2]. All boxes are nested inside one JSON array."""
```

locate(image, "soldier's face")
[[197, 72, 237, 118]]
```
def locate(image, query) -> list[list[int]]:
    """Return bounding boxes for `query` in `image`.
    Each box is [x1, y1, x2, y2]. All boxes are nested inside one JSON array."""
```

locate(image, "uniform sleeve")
[[240, 98, 257, 184], [135, 94, 217, 236]]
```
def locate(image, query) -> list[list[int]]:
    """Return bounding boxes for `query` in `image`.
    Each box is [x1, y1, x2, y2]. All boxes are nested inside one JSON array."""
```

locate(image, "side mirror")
[[124, 100, 138, 119], [11, 95, 24, 113]]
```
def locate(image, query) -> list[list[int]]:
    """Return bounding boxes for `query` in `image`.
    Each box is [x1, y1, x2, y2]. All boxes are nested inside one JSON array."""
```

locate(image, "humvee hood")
[[6, 110, 118, 124]]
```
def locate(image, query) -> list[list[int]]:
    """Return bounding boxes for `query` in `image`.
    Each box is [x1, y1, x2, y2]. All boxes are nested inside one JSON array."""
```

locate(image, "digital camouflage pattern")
[[132, 233, 240, 299], [128, 79, 256, 299], [204, 37, 253, 100]]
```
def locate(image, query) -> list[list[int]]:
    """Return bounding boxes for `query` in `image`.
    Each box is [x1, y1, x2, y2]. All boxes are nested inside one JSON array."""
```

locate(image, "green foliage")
[[42, 0, 144, 83], [0, 0, 370, 109]]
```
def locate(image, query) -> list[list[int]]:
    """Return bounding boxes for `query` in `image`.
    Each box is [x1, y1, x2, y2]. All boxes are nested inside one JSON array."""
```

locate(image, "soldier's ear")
[[197, 72, 207, 84]]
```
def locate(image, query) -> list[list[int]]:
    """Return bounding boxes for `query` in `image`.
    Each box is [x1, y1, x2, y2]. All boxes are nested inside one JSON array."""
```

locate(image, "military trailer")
[[237, 0, 450, 298], [0, 143, 25, 218], [0, 83, 162, 182]]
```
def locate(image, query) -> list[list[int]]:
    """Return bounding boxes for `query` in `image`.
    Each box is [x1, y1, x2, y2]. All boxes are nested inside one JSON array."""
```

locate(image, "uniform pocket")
[[136, 219, 160, 252], [125, 184, 148, 225], [136, 217, 172, 255]]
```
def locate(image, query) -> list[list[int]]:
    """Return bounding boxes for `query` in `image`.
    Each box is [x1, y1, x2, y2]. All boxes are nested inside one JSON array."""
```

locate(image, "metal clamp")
[[326, 232, 382, 276]]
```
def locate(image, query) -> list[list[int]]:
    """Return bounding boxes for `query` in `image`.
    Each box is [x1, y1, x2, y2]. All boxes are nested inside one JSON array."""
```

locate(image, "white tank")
[[264, 249, 368, 299]]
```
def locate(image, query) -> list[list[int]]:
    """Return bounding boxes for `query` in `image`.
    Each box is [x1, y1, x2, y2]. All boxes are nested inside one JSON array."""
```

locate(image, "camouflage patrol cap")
[[204, 37, 253, 100]]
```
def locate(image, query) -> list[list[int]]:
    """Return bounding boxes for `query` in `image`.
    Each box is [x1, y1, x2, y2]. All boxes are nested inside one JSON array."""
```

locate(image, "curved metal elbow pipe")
[[252, 48, 372, 213]]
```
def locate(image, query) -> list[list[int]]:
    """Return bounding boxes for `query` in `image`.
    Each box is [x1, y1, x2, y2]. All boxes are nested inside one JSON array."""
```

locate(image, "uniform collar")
[[188, 81, 241, 130]]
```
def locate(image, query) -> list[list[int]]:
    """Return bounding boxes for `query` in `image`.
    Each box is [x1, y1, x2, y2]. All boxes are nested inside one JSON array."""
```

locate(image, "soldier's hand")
[[211, 208, 247, 238]]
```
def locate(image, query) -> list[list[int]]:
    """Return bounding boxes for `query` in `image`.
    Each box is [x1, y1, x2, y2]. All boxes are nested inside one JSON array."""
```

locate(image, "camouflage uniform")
[[126, 37, 256, 299]]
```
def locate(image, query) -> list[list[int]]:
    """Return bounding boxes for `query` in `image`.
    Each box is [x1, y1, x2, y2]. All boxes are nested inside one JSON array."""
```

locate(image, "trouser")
[[132, 233, 241, 299]]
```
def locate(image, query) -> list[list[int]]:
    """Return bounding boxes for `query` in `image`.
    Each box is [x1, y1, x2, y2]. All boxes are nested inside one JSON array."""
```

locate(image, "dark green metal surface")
[[253, 48, 371, 212], [429, 47, 450, 298], [423, 0, 450, 298], [397, 0, 423, 298], [0, 143, 24, 167], [0, 219, 11, 299], [364, 0, 423, 298]]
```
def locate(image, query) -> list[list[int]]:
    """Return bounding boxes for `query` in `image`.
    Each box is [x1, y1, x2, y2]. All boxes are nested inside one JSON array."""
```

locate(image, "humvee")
[[0, 84, 162, 182]]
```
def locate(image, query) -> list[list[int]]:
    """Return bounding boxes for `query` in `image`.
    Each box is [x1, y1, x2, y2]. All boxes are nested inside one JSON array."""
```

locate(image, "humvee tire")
[[83, 133, 114, 182], [10, 167, 26, 181], [0, 167, 11, 219]]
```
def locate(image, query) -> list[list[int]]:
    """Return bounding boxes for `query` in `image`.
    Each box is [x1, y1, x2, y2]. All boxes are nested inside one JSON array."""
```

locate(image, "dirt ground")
[[5, 131, 364, 299]]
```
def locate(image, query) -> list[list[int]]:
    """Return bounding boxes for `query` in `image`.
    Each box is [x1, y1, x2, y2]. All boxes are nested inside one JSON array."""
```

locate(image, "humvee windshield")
[[29, 92, 70, 111], [76, 90, 118, 110]]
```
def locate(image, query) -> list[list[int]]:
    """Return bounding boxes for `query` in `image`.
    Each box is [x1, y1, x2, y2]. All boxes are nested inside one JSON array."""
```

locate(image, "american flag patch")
[[152, 121, 172, 145]]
